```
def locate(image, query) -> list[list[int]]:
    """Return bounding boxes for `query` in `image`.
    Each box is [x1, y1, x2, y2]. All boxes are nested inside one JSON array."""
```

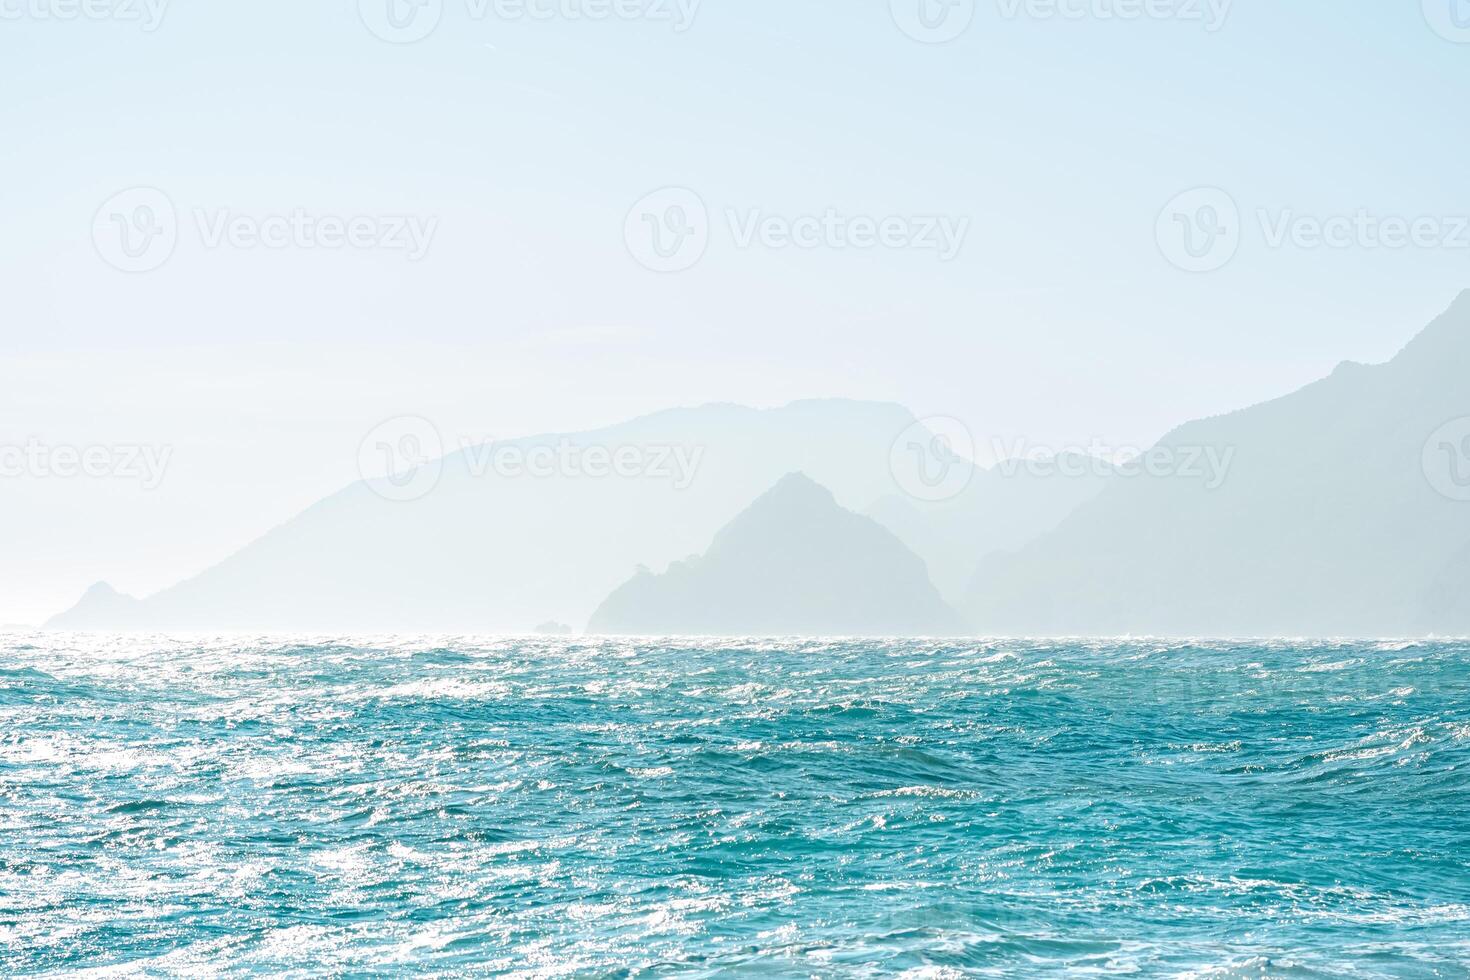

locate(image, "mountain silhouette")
[[965, 291, 1470, 636], [588, 473, 966, 636], [46, 582, 145, 631], [50, 293, 1470, 638], [49, 401, 1067, 633]]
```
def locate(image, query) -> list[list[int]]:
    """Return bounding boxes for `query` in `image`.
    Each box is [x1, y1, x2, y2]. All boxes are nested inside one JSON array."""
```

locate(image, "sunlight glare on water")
[[2, 636, 1468, 976]]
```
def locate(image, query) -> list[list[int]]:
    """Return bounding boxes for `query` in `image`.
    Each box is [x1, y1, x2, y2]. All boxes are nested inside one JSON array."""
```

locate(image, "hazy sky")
[[3, 1, 1469, 624]]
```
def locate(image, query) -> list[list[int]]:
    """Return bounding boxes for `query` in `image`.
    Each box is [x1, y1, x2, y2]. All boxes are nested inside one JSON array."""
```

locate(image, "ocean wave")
[[1, 636, 1467, 976]]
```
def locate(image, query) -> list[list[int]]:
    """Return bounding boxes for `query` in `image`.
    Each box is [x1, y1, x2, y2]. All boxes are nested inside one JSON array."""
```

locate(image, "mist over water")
[[3, 636, 1468, 976]]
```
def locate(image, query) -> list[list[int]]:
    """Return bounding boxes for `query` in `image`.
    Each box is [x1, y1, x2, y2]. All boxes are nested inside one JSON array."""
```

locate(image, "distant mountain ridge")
[[48, 582, 145, 631], [50, 399, 1095, 633], [47, 292, 1470, 637], [965, 290, 1470, 636], [589, 473, 966, 636], [49, 400, 922, 631]]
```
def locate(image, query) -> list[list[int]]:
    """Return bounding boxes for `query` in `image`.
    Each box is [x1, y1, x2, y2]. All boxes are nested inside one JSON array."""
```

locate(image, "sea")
[[2, 636, 1468, 977]]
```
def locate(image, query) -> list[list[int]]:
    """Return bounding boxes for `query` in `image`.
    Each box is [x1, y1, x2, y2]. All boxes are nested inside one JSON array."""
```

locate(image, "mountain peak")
[[82, 581, 124, 599], [764, 471, 833, 501], [589, 474, 965, 636], [46, 582, 143, 630]]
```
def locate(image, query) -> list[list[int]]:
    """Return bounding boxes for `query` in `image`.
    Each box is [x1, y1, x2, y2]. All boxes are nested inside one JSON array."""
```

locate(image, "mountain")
[[46, 399, 1106, 634], [50, 400, 1089, 633], [47, 400, 916, 632], [588, 474, 966, 636], [965, 291, 1470, 637], [46, 582, 145, 630]]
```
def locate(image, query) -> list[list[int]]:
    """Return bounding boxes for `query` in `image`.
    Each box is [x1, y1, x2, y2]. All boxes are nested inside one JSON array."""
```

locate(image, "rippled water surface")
[[2, 636, 1469, 977]]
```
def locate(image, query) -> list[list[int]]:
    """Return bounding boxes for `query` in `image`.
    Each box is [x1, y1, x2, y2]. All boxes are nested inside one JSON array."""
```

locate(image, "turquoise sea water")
[[2, 637, 1468, 977]]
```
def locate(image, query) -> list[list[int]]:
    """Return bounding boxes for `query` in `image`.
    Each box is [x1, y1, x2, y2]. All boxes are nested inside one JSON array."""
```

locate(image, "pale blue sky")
[[3, 1, 1469, 622]]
